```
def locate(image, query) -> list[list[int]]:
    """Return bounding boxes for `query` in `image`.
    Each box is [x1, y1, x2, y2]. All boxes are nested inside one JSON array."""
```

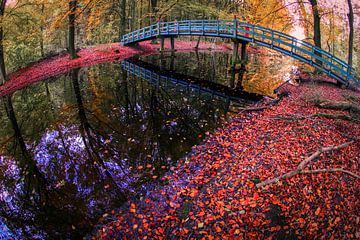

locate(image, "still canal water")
[[0, 50, 297, 238]]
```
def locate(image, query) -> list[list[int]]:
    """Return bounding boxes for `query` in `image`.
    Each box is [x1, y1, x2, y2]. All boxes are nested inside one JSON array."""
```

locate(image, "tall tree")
[[0, 0, 7, 85], [119, 0, 127, 38], [346, 0, 354, 68], [309, 0, 322, 66], [68, 0, 79, 59], [309, 0, 321, 48], [150, 0, 158, 23]]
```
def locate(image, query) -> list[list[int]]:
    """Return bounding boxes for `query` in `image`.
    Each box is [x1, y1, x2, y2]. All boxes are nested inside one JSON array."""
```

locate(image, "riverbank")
[[93, 81, 360, 239], [0, 40, 231, 97]]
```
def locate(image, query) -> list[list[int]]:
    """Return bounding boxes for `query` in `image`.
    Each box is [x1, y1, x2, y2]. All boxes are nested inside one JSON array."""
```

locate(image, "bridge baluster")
[[202, 20, 205, 35]]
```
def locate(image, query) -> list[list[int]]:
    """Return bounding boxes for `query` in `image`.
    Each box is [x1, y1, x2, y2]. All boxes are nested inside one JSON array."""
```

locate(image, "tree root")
[[256, 141, 360, 188]]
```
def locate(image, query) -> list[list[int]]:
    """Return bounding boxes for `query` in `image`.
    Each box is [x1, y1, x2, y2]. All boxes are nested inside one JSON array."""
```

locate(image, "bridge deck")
[[121, 20, 359, 86]]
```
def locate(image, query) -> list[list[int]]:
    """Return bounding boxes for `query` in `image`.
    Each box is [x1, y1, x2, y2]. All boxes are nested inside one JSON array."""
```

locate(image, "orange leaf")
[[198, 211, 205, 217]]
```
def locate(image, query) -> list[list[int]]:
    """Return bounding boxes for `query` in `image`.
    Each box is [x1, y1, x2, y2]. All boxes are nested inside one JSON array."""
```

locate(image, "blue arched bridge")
[[121, 20, 359, 86]]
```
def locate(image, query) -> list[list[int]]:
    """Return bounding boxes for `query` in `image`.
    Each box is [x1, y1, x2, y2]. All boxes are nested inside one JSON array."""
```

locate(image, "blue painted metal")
[[121, 20, 359, 86]]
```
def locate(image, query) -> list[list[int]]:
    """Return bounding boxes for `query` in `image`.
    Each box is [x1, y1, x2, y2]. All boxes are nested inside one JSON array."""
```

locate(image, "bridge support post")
[[241, 43, 247, 62], [232, 41, 239, 64], [170, 37, 175, 51], [160, 37, 165, 51]]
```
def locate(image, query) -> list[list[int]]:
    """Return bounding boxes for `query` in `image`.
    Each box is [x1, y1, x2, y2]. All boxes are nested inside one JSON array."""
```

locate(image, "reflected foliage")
[[0, 50, 296, 238]]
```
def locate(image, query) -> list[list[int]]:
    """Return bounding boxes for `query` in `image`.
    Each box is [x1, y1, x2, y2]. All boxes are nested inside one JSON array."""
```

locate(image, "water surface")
[[0, 50, 297, 238]]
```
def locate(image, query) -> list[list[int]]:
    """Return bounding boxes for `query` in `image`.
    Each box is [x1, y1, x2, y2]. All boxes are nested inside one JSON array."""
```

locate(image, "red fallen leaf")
[[315, 207, 321, 216], [129, 203, 136, 213], [253, 192, 260, 200], [198, 211, 206, 217], [189, 188, 199, 198], [143, 222, 149, 229], [298, 218, 305, 224], [214, 225, 222, 233]]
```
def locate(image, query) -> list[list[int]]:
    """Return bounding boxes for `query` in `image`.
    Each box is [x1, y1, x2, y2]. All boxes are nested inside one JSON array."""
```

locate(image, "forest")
[[0, 0, 359, 239]]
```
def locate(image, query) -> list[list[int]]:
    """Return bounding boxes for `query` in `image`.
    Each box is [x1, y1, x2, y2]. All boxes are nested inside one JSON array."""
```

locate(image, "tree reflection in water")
[[0, 50, 297, 238]]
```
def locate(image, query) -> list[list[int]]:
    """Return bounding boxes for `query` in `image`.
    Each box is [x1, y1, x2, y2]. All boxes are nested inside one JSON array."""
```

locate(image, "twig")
[[256, 141, 357, 188]]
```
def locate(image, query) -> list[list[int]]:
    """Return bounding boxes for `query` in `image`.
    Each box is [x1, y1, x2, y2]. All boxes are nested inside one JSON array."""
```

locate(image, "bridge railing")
[[121, 20, 359, 85], [121, 60, 241, 102]]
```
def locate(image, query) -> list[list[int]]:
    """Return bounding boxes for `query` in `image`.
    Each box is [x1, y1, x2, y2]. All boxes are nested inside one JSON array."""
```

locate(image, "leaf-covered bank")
[[94, 81, 360, 239]]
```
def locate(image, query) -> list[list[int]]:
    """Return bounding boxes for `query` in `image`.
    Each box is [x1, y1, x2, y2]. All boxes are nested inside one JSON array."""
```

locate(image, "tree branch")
[[302, 168, 360, 179]]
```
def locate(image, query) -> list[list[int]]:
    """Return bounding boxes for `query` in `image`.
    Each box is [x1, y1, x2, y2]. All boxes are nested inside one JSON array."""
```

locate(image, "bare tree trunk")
[[150, 0, 158, 22], [40, 3, 45, 57], [130, 0, 136, 32], [119, 0, 127, 38], [347, 0, 354, 68], [0, 0, 7, 85], [139, 0, 143, 28], [68, 0, 79, 59], [309, 0, 322, 65]]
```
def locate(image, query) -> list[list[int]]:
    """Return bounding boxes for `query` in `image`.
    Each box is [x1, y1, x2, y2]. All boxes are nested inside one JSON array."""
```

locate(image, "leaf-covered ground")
[[0, 40, 229, 97], [94, 82, 360, 239]]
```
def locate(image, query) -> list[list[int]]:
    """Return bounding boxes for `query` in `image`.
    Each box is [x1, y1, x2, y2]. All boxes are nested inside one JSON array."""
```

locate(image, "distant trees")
[[0, 0, 357, 75]]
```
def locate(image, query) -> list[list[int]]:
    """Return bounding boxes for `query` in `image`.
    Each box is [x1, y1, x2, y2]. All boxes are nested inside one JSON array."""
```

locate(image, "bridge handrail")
[[121, 60, 242, 101], [121, 19, 359, 85]]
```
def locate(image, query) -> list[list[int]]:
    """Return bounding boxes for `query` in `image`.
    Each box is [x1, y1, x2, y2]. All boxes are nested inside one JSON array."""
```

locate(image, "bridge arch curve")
[[121, 20, 359, 86]]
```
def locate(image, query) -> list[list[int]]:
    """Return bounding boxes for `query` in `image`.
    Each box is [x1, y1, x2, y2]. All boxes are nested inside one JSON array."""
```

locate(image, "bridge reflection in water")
[[121, 55, 262, 114]]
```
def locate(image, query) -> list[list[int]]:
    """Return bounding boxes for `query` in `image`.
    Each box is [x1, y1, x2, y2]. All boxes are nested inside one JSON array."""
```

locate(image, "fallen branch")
[[302, 169, 360, 179], [271, 115, 308, 121], [316, 113, 360, 124], [270, 113, 360, 124], [233, 98, 281, 113], [315, 100, 360, 113], [256, 141, 358, 188], [237, 106, 270, 112]]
